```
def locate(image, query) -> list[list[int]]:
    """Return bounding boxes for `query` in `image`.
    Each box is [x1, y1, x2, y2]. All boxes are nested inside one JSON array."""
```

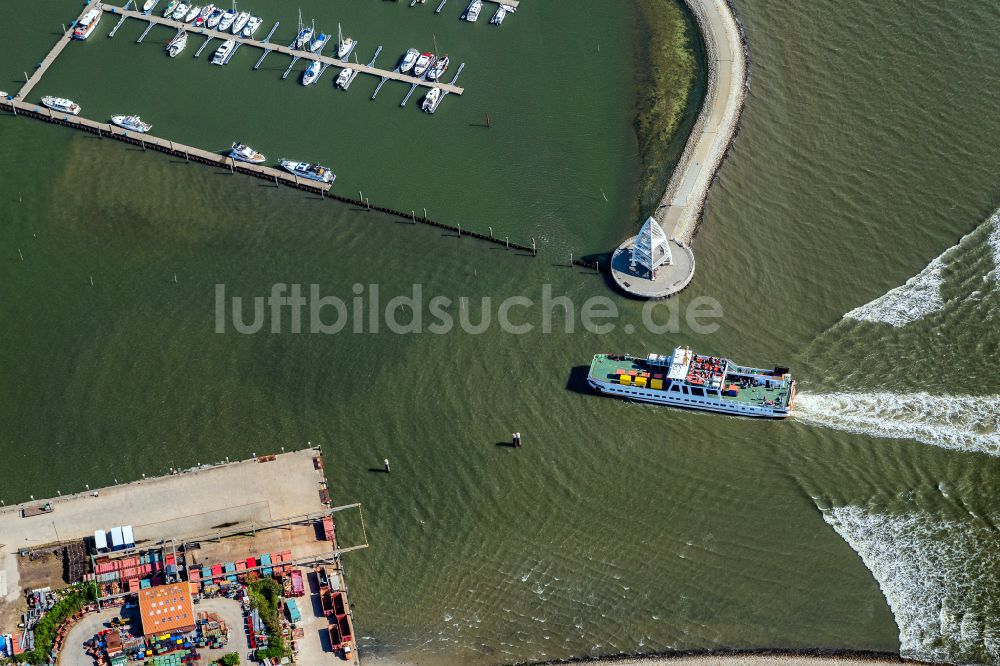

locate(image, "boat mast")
[[338, 22, 343, 49]]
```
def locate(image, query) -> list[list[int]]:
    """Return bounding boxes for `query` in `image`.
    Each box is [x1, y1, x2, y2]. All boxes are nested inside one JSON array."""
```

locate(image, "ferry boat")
[[301, 60, 321, 85], [421, 87, 441, 113], [232, 11, 250, 34], [399, 48, 419, 74], [280, 159, 335, 184], [41, 96, 81, 115], [241, 15, 262, 37], [311, 33, 329, 53], [427, 55, 449, 81], [172, 3, 189, 21], [336, 24, 355, 59], [184, 5, 201, 23], [111, 114, 152, 133], [206, 7, 224, 28], [166, 30, 188, 57], [161, 1, 178, 18], [218, 7, 237, 32], [465, 0, 482, 22], [193, 4, 213, 26], [230, 142, 265, 163], [335, 67, 354, 89], [587, 348, 796, 418], [73, 9, 102, 40], [143, 0, 159, 14], [413, 52, 434, 78], [211, 39, 235, 65]]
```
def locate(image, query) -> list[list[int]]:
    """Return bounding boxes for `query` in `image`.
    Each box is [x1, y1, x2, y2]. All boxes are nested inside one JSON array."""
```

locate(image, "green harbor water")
[[2, 0, 1000, 664]]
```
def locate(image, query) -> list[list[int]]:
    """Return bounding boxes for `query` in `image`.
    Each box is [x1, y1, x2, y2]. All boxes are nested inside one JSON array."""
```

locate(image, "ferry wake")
[[587, 347, 796, 418]]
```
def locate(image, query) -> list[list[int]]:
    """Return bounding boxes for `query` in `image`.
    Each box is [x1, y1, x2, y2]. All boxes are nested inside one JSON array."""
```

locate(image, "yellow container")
[[620, 375, 631, 385], [651, 379, 663, 390], [634, 376, 647, 387]]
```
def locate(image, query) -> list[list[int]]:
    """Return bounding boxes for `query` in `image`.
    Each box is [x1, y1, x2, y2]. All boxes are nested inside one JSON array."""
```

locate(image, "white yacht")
[[206, 7, 224, 28], [172, 3, 189, 20], [412, 52, 434, 78], [336, 23, 355, 59], [211, 39, 235, 65], [427, 55, 449, 81], [111, 115, 152, 133], [193, 4, 214, 27], [73, 9, 102, 40], [218, 7, 237, 31], [421, 87, 442, 113], [280, 159, 335, 184], [301, 61, 321, 85], [142, 0, 159, 14], [335, 67, 354, 89], [311, 33, 329, 53], [41, 96, 81, 115], [241, 16, 262, 37], [166, 30, 188, 57], [490, 5, 507, 25], [232, 11, 250, 34], [184, 5, 201, 23], [399, 48, 419, 74], [465, 0, 482, 22], [230, 142, 266, 163], [161, 1, 178, 18]]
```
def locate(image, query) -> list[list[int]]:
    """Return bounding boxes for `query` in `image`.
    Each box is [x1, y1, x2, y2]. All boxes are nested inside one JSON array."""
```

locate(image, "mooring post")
[[411, 210, 416, 224], [24, 72, 28, 83], [457, 223, 461, 237], [595, 259, 600, 274], [569, 251, 573, 266], [140, 137, 145, 150], [505, 236, 509, 249], [489, 226, 493, 237], [423, 207, 428, 220], [359, 190, 363, 202], [366, 197, 370, 210], [229, 158, 234, 174], [532, 238, 536, 256]]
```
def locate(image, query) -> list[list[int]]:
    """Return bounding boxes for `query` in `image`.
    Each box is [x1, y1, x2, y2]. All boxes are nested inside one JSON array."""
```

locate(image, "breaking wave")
[[823, 505, 1000, 664], [795, 392, 1000, 456], [844, 208, 1000, 327]]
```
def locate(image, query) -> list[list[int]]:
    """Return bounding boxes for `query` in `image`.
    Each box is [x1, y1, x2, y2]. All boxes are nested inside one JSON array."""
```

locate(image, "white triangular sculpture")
[[630, 217, 672, 274]]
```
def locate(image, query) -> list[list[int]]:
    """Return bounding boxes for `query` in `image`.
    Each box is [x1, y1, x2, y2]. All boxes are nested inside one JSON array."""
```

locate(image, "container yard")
[[0, 448, 365, 664]]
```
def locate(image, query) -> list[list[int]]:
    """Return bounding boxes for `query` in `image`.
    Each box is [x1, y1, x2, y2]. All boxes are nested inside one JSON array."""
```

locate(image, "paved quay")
[[656, 0, 748, 244]]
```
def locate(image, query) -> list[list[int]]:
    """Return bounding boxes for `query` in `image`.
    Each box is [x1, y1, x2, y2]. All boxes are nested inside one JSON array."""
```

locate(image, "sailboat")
[[336, 22, 355, 59], [294, 10, 313, 50], [166, 30, 188, 57]]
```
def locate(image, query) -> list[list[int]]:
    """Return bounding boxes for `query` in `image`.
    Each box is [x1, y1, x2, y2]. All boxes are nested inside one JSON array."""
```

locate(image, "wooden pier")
[[101, 3, 464, 94], [17, 28, 73, 98]]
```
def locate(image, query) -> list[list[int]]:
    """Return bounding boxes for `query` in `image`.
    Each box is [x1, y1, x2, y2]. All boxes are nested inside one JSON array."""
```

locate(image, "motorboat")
[[311, 33, 329, 53], [172, 3, 189, 21], [218, 7, 237, 31], [335, 67, 353, 89], [211, 39, 235, 65], [399, 48, 419, 74], [280, 159, 335, 184], [41, 96, 81, 115], [421, 87, 442, 113], [491, 5, 507, 25], [161, 0, 178, 18], [184, 5, 201, 23], [111, 115, 152, 133], [193, 4, 214, 26], [412, 51, 434, 78], [142, 0, 159, 14], [241, 15, 262, 37], [427, 55, 449, 81], [465, 0, 482, 22], [230, 142, 266, 163], [232, 11, 250, 34], [166, 30, 188, 56], [301, 60, 321, 85], [73, 9, 102, 39], [206, 7, 224, 28]]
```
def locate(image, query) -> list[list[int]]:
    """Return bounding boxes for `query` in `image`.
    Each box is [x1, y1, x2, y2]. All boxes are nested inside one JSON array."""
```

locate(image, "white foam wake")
[[823, 505, 1000, 664], [795, 392, 1000, 456], [988, 209, 1000, 281]]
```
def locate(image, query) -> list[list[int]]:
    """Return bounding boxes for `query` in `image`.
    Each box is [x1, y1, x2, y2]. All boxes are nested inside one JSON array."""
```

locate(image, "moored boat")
[[301, 61, 321, 85], [211, 39, 235, 65], [218, 7, 237, 31], [586, 348, 797, 418], [142, 0, 159, 14], [412, 52, 434, 78], [193, 4, 214, 26], [465, 0, 482, 22], [399, 48, 419, 74], [184, 5, 201, 23], [206, 7, 224, 28], [311, 33, 329, 53], [232, 11, 250, 34], [335, 67, 354, 89], [279, 159, 335, 184], [172, 3, 189, 20], [421, 87, 441, 113], [166, 30, 188, 57], [490, 5, 507, 25], [111, 114, 152, 133], [230, 142, 266, 164], [241, 15, 262, 37], [73, 9, 102, 39], [41, 96, 81, 115], [161, 0, 178, 18], [427, 55, 449, 81]]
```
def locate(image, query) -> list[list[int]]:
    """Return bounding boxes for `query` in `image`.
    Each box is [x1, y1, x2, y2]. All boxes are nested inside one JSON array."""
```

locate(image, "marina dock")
[[17, 28, 73, 98], [102, 3, 464, 95]]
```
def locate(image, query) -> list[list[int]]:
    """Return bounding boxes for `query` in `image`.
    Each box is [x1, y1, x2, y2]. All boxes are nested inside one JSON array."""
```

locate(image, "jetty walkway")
[[102, 3, 464, 95]]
